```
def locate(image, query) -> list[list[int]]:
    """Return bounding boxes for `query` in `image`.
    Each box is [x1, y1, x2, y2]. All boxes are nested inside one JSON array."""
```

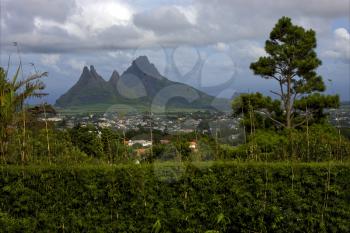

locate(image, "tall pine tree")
[[249, 17, 339, 128]]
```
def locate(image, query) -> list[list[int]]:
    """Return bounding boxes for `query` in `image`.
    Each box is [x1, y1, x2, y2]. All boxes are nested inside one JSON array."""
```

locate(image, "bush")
[[226, 124, 350, 162], [0, 162, 349, 232]]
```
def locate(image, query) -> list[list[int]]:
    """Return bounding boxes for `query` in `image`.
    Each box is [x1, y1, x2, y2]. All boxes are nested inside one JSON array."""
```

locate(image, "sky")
[[0, 0, 349, 104]]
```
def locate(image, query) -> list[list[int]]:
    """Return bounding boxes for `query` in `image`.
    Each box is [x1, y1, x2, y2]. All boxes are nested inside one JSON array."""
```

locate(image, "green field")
[[57, 103, 218, 115]]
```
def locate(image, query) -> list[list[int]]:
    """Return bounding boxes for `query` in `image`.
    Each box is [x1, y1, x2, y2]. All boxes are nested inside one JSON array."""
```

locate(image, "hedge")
[[0, 161, 349, 232]]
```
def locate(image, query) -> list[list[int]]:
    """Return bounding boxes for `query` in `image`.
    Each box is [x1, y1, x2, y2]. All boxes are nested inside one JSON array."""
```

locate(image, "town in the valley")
[[39, 103, 350, 156]]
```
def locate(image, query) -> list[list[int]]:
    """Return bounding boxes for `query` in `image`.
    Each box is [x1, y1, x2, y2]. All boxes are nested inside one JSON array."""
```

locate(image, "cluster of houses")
[[329, 105, 350, 128], [58, 113, 202, 133], [125, 139, 198, 150], [58, 112, 239, 134], [41, 110, 244, 146], [127, 139, 153, 147], [125, 138, 198, 157], [46, 105, 350, 138]]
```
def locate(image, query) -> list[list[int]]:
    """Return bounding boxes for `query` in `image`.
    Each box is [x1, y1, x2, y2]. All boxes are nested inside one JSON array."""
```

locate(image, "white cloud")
[[239, 43, 266, 60], [324, 28, 350, 61], [133, 6, 194, 34], [215, 42, 229, 52], [335, 28, 350, 40], [69, 0, 133, 36], [67, 58, 86, 71], [221, 41, 266, 60], [40, 54, 61, 66], [34, 0, 134, 39], [108, 50, 133, 59], [174, 5, 197, 25]]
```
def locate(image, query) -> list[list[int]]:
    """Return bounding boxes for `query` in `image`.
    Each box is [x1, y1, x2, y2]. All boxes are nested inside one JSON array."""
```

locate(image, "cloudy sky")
[[0, 0, 349, 103]]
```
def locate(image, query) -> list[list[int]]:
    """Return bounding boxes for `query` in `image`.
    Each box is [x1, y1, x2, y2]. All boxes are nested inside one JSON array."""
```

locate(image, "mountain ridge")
[[55, 56, 228, 111]]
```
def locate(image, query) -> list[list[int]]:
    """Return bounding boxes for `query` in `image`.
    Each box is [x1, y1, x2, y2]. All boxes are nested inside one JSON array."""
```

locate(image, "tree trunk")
[[286, 106, 292, 128], [285, 74, 292, 128]]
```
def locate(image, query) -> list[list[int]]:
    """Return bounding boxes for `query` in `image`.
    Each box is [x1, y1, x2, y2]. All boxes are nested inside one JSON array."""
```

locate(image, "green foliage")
[[231, 17, 344, 162], [152, 219, 162, 233], [340, 128, 350, 140], [0, 162, 349, 232], [294, 93, 340, 124], [69, 125, 104, 158], [69, 125, 129, 163], [228, 124, 350, 162], [126, 127, 166, 143], [232, 93, 281, 115], [232, 92, 283, 130], [3, 128, 88, 165], [0, 66, 47, 162], [251, 17, 324, 92], [249, 17, 339, 128]]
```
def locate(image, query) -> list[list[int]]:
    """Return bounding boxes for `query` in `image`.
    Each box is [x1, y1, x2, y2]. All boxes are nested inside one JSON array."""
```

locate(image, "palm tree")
[[0, 66, 47, 163]]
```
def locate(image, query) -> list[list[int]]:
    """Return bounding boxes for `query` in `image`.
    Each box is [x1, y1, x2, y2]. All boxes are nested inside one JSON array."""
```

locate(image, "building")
[[128, 140, 153, 147]]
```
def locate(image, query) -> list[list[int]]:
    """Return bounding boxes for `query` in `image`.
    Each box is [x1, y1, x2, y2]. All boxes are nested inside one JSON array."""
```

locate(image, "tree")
[[232, 92, 283, 130], [249, 17, 339, 128], [69, 125, 104, 158], [0, 66, 47, 161]]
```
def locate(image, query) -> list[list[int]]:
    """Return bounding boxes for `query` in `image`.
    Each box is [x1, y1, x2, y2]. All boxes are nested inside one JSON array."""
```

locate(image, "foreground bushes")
[[227, 124, 350, 162], [0, 162, 349, 232]]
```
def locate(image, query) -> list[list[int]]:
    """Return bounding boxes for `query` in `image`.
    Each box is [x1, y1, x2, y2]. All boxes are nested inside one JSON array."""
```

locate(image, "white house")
[[128, 140, 152, 147]]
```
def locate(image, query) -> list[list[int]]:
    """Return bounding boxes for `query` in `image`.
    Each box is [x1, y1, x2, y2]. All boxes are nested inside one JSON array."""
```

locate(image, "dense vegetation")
[[1, 162, 349, 232], [1, 120, 348, 165], [230, 17, 349, 163]]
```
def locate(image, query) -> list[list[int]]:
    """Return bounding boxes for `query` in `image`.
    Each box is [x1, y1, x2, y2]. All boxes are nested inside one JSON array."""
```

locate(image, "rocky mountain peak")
[[108, 70, 120, 86], [129, 55, 162, 79], [55, 56, 216, 109]]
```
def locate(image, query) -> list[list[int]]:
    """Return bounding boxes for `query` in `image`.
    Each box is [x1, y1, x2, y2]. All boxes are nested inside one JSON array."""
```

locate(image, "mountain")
[[55, 56, 227, 111], [108, 70, 120, 90], [56, 65, 116, 106]]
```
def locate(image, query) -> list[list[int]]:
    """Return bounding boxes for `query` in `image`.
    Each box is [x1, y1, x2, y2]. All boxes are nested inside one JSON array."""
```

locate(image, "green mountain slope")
[[55, 56, 230, 111]]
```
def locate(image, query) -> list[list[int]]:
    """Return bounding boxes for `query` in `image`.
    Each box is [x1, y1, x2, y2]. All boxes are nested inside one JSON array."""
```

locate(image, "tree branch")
[[271, 75, 281, 82], [292, 109, 315, 128], [270, 90, 283, 98], [293, 117, 308, 128], [255, 110, 285, 128]]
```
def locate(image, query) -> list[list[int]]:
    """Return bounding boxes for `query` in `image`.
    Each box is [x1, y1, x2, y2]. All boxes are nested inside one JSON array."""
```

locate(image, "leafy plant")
[[0, 162, 349, 232], [0, 66, 47, 163]]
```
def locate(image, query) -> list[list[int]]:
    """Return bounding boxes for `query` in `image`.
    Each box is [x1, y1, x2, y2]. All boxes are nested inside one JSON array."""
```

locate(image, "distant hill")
[[56, 56, 230, 111]]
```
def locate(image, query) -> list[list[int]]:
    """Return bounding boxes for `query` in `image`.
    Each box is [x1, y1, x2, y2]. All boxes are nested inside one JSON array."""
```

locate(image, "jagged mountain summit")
[[108, 70, 120, 88], [55, 56, 217, 110], [56, 65, 116, 106]]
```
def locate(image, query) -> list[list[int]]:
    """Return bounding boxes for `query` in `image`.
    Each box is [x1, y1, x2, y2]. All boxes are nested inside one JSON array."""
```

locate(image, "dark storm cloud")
[[1, 0, 76, 32], [1, 0, 349, 54], [3, 0, 76, 22]]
